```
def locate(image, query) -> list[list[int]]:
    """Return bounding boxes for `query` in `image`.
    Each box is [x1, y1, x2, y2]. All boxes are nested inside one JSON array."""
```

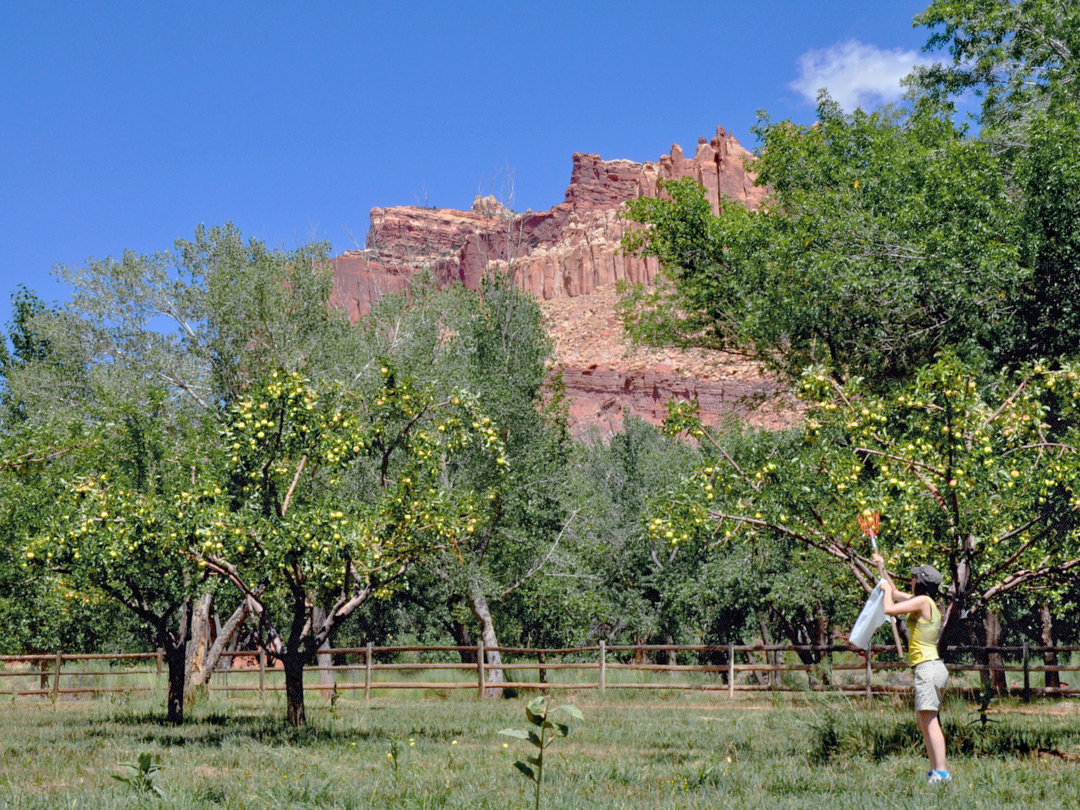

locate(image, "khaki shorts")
[[913, 659, 948, 712]]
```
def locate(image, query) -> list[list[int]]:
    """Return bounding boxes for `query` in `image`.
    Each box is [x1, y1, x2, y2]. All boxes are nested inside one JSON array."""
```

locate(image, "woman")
[[872, 552, 950, 784]]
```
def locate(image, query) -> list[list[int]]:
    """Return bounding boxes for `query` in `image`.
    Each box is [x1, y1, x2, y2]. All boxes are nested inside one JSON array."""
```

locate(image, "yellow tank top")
[[906, 600, 941, 666]]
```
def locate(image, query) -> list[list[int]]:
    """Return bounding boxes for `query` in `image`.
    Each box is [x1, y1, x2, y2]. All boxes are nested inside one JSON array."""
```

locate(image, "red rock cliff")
[[330, 126, 764, 319], [330, 128, 791, 434]]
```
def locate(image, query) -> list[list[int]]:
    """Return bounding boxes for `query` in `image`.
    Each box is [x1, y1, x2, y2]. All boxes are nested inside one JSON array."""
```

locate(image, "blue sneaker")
[[927, 770, 951, 784]]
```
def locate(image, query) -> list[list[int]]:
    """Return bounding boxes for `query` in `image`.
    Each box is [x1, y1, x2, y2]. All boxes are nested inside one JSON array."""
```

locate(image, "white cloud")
[[789, 40, 936, 110]]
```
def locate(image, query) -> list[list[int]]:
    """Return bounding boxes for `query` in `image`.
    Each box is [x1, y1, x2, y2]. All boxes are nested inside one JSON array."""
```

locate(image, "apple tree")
[[16, 410, 223, 724], [649, 355, 1080, 664], [194, 368, 504, 726]]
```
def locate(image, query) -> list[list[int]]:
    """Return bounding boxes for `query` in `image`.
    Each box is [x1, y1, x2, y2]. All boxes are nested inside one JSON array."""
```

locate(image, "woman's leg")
[[916, 710, 947, 772]]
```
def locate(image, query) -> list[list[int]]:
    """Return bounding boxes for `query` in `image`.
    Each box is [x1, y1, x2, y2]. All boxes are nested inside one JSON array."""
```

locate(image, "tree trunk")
[[1040, 603, 1061, 691], [283, 653, 306, 727], [664, 634, 677, 667], [450, 618, 477, 664], [982, 609, 1008, 694], [468, 586, 504, 697], [314, 607, 335, 700], [38, 658, 50, 691], [815, 606, 831, 686], [165, 640, 187, 725], [184, 593, 213, 704], [201, 599, 251, 682], [757, 613, 777, 688], [160, 594, 193, 725]]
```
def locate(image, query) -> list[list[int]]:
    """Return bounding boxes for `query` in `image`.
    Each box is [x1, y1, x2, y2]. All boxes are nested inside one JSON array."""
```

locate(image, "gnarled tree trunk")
[[186, 595, 252, 702], [981, 609, 1009, 694], [314, 607, 335, 699], [468, 586, 504, 697], [1041, 604, 1061, 691], [184, 593, 213, 704]]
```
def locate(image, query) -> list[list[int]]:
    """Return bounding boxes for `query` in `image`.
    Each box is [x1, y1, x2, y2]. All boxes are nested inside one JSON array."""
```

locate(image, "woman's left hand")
[[871, 552, 885, 574]]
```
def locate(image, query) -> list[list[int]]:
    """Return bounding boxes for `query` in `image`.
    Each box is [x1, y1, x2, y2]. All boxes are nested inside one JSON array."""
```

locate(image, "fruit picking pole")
[[858, 511, 904, 659]]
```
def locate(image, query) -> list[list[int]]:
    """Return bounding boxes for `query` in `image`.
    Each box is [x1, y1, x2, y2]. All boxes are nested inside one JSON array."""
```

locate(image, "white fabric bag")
[[849, 581, 888, 650]]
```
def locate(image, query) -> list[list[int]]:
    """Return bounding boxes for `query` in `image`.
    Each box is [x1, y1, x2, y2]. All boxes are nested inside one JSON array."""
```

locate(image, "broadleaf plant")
[[499, 696, 583, 810]]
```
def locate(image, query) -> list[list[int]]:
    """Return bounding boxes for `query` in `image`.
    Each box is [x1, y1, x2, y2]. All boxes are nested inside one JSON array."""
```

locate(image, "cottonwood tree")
[[341, 274, 575, 694], [913, 0, 1080, 129], [619, 98, 1024, 387]]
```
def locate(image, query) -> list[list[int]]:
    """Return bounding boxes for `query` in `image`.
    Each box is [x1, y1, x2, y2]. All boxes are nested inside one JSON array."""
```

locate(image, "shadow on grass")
[[78, 705, 470, 751], [75, 709, 358, 748], [807, 708, 1080, 764]]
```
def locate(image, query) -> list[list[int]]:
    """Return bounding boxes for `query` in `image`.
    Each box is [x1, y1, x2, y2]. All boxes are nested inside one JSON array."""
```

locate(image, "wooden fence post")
[[51, 651, 62, 702], [728, 642, 735, 699], [865, 652, 872, 704], [1022, 642, 1030, 702], [156, 649, 163, 683], [477, 641, 486, 698], [599, 641, 606, 695], [365, 642, 373, 702], [258, 649, 266, 700]]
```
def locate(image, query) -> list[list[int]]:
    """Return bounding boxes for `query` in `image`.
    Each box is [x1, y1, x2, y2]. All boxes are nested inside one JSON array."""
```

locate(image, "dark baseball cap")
[[911, 564, 943, 587]]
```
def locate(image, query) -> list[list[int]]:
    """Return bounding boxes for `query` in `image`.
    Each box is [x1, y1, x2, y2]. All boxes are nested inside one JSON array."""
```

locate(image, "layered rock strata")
[[539, 286, 800, 436], [331, 128, 789, 433], [330, 126, 764, 318]]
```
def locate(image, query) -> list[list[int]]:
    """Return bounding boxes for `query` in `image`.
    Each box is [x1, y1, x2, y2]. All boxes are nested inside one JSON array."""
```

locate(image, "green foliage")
[[564, 416, 704, 646], [0, 421, 143, 654], [646, 413, 857, 650], [1, 226, 516, 725], [1015, 100, 1080, 359], [111, 751, 165, 797], [0, 288, 92, 428], [14, 408, 205, 667], [616, 2, 1080, 652], [649, 354, 1080, 635], [622, 98, 1024, 386], [53, 223, 347, 408], [914, 0, 1080, 127], [499, 696, 583, 810], [349, 274, 576, 654], [206, 367, 504, 602]]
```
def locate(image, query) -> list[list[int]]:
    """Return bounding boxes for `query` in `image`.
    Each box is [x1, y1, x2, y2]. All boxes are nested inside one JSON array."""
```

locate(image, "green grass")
[[1, 690, 1078, 809]]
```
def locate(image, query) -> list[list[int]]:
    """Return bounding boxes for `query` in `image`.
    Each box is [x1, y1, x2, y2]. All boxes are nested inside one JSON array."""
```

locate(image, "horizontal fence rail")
[[1, 643, 1077, 702]]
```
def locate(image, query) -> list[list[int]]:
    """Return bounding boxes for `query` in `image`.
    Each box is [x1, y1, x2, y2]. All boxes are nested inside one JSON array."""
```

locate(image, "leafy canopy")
[[620, 97, 1024, 386]]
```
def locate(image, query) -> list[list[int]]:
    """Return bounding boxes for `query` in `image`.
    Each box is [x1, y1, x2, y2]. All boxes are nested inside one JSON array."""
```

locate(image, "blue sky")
[[1, 0, 938, 330]]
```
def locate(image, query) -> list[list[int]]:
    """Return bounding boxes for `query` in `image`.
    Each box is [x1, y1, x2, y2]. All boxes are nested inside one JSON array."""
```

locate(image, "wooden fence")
[[1, 643, 1077, 702]]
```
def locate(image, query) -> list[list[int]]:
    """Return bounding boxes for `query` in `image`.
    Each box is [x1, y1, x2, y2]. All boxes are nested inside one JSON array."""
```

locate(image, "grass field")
[[1, 689, 1078, 809]]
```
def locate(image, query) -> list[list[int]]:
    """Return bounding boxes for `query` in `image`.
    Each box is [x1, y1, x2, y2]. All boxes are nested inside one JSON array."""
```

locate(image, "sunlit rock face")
[[330, 127, 764, 318], [330, 128, 790, 434]]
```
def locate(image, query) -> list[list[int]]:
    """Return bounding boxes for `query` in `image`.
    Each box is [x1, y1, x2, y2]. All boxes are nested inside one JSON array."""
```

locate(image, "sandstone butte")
[[330, 127, 800, 435]]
